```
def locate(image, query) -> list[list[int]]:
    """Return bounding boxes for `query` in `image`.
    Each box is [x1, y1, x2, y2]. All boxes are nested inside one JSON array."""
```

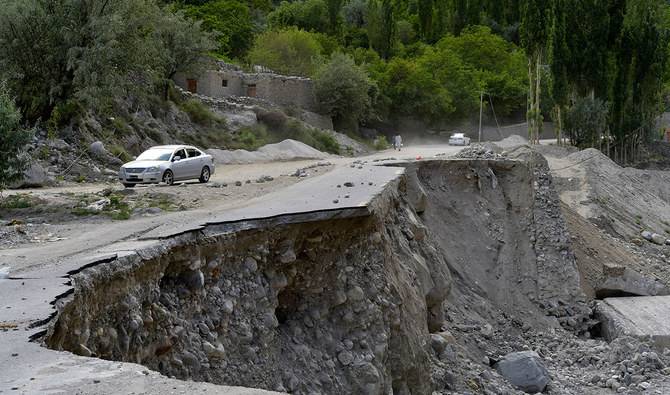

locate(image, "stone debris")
[[454, 144, 506, 160], [494, 351, 550, 393]]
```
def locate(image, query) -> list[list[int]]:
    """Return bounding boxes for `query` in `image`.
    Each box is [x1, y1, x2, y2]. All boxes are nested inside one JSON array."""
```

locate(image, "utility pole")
[[478, 91, 483, 143]]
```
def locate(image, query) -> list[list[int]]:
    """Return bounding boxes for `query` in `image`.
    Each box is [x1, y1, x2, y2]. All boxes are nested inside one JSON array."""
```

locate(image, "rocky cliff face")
[[45, 158, 590, 394]]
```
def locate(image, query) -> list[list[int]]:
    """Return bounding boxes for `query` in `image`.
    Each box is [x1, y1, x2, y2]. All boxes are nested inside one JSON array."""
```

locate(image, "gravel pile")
[[454, 144, 506, 160], [207, 139, 330, 164]]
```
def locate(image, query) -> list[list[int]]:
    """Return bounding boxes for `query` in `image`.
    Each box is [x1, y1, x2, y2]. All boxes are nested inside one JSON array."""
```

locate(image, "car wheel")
[[162, 170, 174, 186], [199, 166, 211, 183], [122, 183, 135, 188]]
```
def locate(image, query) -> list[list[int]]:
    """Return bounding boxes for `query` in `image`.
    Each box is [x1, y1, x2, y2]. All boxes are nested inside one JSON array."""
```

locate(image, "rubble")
[[494, 351, 550, 393]]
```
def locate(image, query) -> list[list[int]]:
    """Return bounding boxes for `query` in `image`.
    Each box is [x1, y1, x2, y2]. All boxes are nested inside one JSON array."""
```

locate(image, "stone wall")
[[174, 63, 318, 113]]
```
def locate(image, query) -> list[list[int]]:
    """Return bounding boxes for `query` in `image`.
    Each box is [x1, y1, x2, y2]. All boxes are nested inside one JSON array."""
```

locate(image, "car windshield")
[[136, 149, 173, 161]]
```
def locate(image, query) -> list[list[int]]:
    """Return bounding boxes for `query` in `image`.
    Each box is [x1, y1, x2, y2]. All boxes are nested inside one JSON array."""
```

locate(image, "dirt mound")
[[496, 134, 528, 148], [207, 139, 330, 164], [546, 147, 670, 241]]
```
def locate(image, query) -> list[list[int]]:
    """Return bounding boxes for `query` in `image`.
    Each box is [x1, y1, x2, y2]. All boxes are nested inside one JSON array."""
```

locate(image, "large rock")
[[495, 351, 550, 393], [89, 141, 109, 157], [596, 265, 669, 298], [596, 296, 670, 349], [11, 163, 54, 188]]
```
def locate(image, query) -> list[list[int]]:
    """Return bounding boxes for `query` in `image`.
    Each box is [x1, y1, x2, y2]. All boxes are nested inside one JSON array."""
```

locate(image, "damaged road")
[[5, 141, 670, 394]]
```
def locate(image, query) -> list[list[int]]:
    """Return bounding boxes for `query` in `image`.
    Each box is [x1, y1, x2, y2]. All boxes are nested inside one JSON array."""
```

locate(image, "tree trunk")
[[556, 106, 562, 146], [526, 57, 535, 144], [534, 50, 542, 145]]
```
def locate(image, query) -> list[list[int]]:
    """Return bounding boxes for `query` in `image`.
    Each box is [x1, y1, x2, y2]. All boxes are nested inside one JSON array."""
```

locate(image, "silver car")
[[118, 145, 215, 187]]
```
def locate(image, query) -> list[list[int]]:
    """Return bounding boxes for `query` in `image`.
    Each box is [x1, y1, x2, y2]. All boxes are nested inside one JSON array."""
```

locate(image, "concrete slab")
[[140, 164, 403, 239], [597, 296, 670, 349]]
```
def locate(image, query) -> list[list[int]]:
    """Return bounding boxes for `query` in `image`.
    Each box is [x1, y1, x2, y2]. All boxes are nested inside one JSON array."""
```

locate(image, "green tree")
[[521, 0, 552, 144], [565, 96, 609, 148], [367, 0, 395, 58], [438, 26, 527, 115], [417, 0, 433, 41], [0, 84, 32, 190], [325, 0, 344, 34], [550, 0, 570, 145], [380, 56, 456, 121], [0, 0, 171, 122], [248, 28, 324, 76], [267, 0, 329, 33], [156, 11, 216, 100], [181, 0, 254, 59], [314, 53, 376, 131]]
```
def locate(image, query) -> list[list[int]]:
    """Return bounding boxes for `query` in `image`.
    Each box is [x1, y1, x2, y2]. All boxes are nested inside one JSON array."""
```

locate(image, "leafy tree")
[[325, 0, 344, 34], [550, 0, 570, 144], [380, 56, 456, 122], [417, 0, 433, 40], [438, 26, 527, 115], [0, 84, 32, 190], [521, 0, 552, 144], [248, 28, 324, 76], [155, 11, 216, 100], [343, 0, 367, 27], [565, 96, 609, 148], [268, 0, 329, 33], [367, 0, 395, 59], [0, 0, 172, 122], [315, 53, 376, 131], [181, 0, 254, 59]]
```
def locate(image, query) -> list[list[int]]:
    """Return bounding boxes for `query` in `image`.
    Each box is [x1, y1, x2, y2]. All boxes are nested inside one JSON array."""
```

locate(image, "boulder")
[[89, 141, 108, 157], [495, 351, 550, 393], [11, 163, 54, 188], [651, 233, 666, 246]]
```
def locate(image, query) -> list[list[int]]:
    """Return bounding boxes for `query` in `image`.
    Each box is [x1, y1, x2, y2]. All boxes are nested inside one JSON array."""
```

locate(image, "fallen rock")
[[11, 163, 54, 188], [494, 351, 550, 393], [651, 233, 666, 245]]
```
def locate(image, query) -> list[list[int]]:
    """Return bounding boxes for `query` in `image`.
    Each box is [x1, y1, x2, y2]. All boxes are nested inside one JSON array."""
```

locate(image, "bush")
[[0, 84, 32, 190], [256, 109, 288, 130], [109, 145, 133, 163], [374, 135, 390, 150], [0, 194, 38, 209], [247, 28, 323, 76], [180, 99, 224, 127]]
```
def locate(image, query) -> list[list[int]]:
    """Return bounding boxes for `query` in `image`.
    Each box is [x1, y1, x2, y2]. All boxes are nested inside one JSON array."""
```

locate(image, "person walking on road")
[[393, 135, 402, 151]]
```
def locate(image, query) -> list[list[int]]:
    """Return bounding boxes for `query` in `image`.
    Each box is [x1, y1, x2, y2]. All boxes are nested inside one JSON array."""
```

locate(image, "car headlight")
[[147, 166, 159, 172]]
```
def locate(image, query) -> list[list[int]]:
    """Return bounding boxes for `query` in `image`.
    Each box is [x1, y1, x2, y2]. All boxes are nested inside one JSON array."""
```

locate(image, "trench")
[[44, 158, 590, 394]]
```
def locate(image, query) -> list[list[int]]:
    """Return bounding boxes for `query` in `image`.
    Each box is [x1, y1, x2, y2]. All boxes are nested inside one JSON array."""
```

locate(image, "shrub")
[[109, 145, 133, 163], [0, 84, 32, 190], [248, 28, 323, 76], [0, 194, 37, 209], [180, 99, 224, 127], [374, 135, 390, 150], [256, 110, 288, 130]]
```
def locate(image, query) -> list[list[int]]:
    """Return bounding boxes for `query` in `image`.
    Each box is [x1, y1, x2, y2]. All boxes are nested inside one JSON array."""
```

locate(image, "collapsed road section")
[[6, 151, 670, 394]]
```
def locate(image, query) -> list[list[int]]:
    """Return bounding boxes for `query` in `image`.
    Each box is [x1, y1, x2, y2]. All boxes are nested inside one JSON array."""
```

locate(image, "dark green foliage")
[[0, 84, 32, 189], [565, 97, 609, 148], [180, 0, 253, 59], [0, 0, 213, 125], [248, 28, 324, 76], [241, 114, 340, 154], [314, 53, 376, 130]]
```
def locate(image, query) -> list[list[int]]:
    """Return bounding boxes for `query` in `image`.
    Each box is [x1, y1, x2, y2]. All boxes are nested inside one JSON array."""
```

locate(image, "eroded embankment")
[[45, 158, 590, 394]]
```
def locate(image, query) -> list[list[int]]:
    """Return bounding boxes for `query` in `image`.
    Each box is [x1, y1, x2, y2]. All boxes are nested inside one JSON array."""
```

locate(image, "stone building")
[[174, 62, 318, 113]]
